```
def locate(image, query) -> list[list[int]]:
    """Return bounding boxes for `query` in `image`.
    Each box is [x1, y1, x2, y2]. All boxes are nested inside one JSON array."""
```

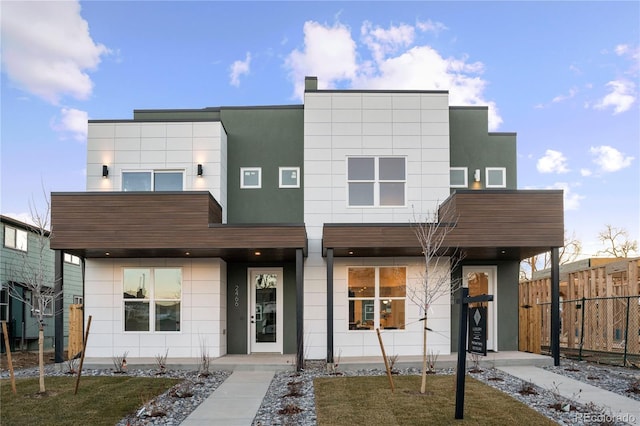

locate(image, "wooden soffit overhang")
[[51, 192, 307, 262], [323, 190, 565, 261]]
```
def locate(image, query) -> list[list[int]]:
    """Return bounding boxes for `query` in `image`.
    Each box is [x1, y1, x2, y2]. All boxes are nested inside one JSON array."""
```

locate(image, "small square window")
[[241, 167, 262, 189], [450, 168, 468, 188], [64, 253, 81, 265], [279, 167, 300, 188], [73, 295, 84, 305], [486, 167, 506, 188]]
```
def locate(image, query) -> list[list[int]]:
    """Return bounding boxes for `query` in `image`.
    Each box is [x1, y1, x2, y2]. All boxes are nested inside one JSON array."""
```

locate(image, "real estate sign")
[[468, 306, 487, 356]]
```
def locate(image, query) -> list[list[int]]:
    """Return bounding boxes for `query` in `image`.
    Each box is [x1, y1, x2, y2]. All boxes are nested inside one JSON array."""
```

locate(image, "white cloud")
[[552, 87, 578, 103], [594, 80, 636, 114], [1, 1, 109, 104], [416, 19, 448, 35], [550, 182, 584, 211], [580, 168, 592, 177], [51, 108, 88, 141], [589, 145, 634, 172], [285, 20, 503, 130], [536, 149, 570, 174], [230, 52, 251, 87]]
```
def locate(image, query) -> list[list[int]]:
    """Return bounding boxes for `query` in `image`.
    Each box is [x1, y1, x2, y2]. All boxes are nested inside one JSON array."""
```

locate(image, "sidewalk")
[[181, 370, 275, 426], [498, 366, 640, 426]]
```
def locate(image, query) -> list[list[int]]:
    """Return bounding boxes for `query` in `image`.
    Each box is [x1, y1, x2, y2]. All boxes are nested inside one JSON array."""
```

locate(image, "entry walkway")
[[499, 366, 640, 426], [181, 370, 275, 426]]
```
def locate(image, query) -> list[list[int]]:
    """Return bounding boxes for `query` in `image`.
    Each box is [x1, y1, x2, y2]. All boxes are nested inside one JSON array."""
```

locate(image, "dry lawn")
[[314, 374, 556, 425]]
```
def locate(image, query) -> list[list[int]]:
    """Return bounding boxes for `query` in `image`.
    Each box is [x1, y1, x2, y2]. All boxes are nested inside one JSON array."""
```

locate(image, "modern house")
[[1, 215, 82, 353], [50, 77, 564, 364]]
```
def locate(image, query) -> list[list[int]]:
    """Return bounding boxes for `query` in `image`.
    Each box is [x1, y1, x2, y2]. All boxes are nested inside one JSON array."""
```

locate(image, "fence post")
[[579, 297, 586, 361], [623, 296, 630, 367]]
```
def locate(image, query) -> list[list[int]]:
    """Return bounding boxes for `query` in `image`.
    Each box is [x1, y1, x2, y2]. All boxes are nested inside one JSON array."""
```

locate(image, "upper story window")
[[4, 225, 28, 252], [122, 170, 184, 192], [241, 167, 262, 189], [485, 167, 506, 188], [64, 253, 81, 265], [450, 167, 468, 188], [279, 167, 300, 188], [347, 157, 406, 207]]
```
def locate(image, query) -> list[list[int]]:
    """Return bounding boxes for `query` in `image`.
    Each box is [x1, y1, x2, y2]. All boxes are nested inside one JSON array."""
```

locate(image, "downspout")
[[54, 250, 64, 363], [326, 248, 334, 364], [550, 247, 560, 366]]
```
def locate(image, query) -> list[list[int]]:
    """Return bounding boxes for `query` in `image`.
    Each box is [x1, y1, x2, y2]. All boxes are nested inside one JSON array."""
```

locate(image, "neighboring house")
[[50, 77, 564, 363], [0, 215, 82, 353]]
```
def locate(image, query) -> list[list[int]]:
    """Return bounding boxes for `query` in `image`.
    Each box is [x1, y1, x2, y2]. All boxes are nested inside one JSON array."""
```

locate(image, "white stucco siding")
[[86, 121, 228, 222], [84, 258, 226, 359]]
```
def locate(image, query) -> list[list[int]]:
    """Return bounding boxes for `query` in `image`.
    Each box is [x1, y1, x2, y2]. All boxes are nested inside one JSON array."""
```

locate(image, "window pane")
[[156, 301, 180, 331], [15, 230, 28, 251], [124, 301, 150, 331], [349, 182, 374, 206], [380, 267, 406, 297], [348, 157, 374, 180], [380, 183, 405, 206], [348, 268, 375, 297], [450, 168, 467, 187], [154, 172, 183, 191], [123, 172, 152, 191], [4, 226, 15, 248], [487, 168, 505, 187], [242, 169, 261, 187], [380, 299, 405, 330], [154, 269, 181, 299], [349, 299, 375, 329], [379, 158, 405, 180], [280, 168, 299, 187], [123, 269, 150, 299]]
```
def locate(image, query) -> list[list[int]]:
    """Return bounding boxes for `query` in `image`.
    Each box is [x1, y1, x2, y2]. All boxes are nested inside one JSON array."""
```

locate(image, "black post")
[[455, 287, 469, 420], [296, 248, 304, 371], [54, 250, 64, 363], [326, 248, 334, 364], [550, 247, 560, 366]]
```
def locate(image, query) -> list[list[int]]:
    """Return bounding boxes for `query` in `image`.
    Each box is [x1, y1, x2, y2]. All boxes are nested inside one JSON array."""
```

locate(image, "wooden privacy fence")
[[68, 304, 83, 359], [519, 257, 640, 365]]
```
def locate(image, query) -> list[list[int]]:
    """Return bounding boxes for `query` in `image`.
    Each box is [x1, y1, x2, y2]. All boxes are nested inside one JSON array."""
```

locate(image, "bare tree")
[[596, 224, 638, 258], [3, 197, 61, 393], [520, 231, 582, 281], [409, 204, 464, 394]]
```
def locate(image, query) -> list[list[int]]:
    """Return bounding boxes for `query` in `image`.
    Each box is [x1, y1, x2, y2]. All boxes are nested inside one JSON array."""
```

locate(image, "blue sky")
[[1, 1, 638, 259]]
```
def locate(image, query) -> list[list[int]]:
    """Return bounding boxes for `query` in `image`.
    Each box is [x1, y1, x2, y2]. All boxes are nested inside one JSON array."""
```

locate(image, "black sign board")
[[468, 306, 487, 356]]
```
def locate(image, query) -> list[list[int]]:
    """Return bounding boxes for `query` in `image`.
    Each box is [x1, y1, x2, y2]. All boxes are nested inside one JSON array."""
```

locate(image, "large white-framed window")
[[122, 170, 184, 192], [347, 266, 406, 331], [279, 167, 300, 188], [64, 253, 81, 265], [485, 167, 506, 188], [28, 292, 54, 317], [347, 157, 406, 207], [4, 225, 28, 252], [241, 167, 262, 189], [450, 167, 468, 188], [123, 268, 181, 332]]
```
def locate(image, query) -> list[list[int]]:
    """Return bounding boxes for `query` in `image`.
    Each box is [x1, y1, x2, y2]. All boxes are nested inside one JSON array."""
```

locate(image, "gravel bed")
[[252, 360, 639, 426]]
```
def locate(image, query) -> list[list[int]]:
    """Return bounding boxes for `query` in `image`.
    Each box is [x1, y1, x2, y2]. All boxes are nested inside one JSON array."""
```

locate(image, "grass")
[[314, 375, 557, 425], [0, 375, 180, 425]]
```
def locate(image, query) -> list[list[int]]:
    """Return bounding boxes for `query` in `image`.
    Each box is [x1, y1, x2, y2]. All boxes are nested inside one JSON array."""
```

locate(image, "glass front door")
[[463, 266, 497, 351], [249, 268, 283, 353]]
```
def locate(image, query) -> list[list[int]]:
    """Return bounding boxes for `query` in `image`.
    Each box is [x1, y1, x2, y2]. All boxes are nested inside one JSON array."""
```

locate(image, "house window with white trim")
[[122, 170, 184, 191], [0, 289, 8, 322], [347, 157, 406, 207], [4, 225, 28, 252], [485, 167, 506, 188], [348, 266, 406, 330], [279, 167, 300, 188], [450, 167, 468, 188], [123, 268, 181, 332], [241, 167, 262, 189], [64, 253, 81, 265], [73, 295, 83, 305]]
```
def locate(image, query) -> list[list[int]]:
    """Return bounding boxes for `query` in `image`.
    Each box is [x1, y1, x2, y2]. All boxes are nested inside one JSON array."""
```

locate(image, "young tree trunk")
[[38, 326, 45, 393], [420, 319, 428, 394]]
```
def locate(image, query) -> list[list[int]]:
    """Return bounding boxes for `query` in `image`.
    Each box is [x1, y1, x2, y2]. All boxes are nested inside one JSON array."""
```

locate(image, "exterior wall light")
[[197, 164, 203, 177], [102, 165, 109, 178], [474, 169, 480, 182]]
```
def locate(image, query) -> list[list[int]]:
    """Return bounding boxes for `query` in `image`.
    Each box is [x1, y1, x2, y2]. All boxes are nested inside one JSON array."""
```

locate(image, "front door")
[[249, 268, 283, 353], [463, 266, 497, 351]]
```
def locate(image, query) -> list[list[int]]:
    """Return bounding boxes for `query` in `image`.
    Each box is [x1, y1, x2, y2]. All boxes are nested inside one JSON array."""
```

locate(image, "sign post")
[[454, 288, 493, 420]]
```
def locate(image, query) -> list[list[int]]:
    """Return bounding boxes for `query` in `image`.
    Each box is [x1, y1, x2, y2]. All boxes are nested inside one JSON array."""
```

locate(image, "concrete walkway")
[[181, 370, 275, 426], [499, 366, 640, 426]]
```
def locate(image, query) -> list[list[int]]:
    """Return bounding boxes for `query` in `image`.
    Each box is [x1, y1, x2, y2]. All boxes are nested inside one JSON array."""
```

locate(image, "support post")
[[326, 248, 334, 364], [550, 247, 560, 366], [54, 250, 64, 363], [296, 248, 304, 371], [455, 287, 469, 420]]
